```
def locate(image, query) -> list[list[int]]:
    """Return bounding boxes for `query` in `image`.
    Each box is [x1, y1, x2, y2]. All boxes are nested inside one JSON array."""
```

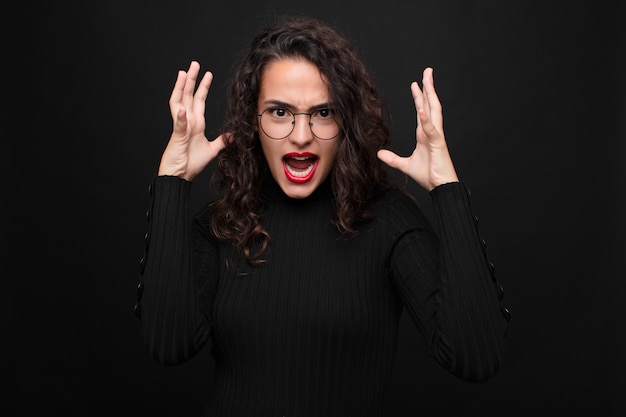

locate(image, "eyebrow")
[[261, 99, 334, 112]]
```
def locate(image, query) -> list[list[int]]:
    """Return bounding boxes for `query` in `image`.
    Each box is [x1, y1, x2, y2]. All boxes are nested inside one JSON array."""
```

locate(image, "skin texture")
[[158, 61, 226, 181], [257, 59, 339, 199], [158, 61, 458, 193], [376, 67, 459, 191]]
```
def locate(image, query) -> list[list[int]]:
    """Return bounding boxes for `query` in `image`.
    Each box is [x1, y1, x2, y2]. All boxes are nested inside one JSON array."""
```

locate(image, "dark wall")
[[5, 1, 624, 416]]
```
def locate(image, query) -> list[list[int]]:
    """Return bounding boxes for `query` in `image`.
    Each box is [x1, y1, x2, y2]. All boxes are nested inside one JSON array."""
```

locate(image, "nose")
[[288, 113, 314, 146]]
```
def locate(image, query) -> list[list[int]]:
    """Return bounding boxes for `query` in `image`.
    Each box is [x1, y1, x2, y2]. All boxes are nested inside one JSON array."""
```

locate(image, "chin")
[[278, 180, 319, 199]]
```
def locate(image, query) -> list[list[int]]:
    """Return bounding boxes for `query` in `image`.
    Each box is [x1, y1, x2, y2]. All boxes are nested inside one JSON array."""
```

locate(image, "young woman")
[[136, 15, 510, 417]]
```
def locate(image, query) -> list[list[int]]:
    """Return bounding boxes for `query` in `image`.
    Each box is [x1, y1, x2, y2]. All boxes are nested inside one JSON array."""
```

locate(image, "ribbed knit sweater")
[[136, 173, 509, 417]]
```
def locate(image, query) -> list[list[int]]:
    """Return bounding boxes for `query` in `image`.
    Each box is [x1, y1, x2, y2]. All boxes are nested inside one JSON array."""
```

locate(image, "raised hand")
[[158, 61, 227, 181], [377, 67, 459, 191]]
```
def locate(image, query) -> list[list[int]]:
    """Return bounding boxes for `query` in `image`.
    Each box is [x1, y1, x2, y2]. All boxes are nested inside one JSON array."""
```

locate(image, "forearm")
[[428, 182, 510, 381], [391, 182, 509, 382], [136, 175, 209, 365]]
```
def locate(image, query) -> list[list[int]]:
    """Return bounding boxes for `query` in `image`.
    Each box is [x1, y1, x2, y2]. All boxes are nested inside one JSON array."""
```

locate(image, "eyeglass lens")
[[259, 108, 340, 140]]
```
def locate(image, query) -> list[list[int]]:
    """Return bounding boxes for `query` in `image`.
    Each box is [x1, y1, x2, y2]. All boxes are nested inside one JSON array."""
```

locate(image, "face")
[[257, 58, 340, 199]]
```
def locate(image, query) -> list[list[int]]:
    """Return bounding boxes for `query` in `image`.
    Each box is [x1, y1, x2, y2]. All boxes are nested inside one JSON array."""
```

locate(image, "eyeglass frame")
[[256, 107, 341, 140]]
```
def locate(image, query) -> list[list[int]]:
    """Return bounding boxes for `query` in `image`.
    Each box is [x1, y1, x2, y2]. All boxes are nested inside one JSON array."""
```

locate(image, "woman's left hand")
[[377, 67, 459, 191]]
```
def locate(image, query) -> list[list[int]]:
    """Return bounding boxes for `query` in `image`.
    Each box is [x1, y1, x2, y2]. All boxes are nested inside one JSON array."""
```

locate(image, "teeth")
[[286, 162, 314, 177], [293, 156, 310, 160]]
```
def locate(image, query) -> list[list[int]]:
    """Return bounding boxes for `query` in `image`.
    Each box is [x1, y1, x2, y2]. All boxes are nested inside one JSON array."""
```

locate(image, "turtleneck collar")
[[261, 166, 334, 205]]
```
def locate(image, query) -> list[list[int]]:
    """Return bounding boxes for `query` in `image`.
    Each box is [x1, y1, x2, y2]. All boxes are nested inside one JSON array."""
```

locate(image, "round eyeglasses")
[[257, 107, 341, 140]]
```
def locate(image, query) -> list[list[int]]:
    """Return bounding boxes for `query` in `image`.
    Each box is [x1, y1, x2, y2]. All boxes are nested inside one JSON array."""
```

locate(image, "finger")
[[193, 134, 229, 174], [422, 67, 443, 128], [411, 81, 429, 143], [411, 81, 423, 113], [221, 132, 235, 144], [192, 71, 213, 118], [377, 149, 409, 173], [421, 68, 433, 117], [209, 133, 229, 155], [183, 61, 200, 109], [169, 70, 187, 111], [172, 105, 188, 137], [411, 80, 430, 130], [418, 102, 444, 141]]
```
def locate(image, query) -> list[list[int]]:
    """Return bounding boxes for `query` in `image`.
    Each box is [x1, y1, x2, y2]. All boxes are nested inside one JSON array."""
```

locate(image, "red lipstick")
[[282, 152, 319, 183]]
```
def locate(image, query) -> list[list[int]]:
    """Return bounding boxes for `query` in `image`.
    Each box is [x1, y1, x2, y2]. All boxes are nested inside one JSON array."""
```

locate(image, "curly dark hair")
[[209, 15, 393, 264]]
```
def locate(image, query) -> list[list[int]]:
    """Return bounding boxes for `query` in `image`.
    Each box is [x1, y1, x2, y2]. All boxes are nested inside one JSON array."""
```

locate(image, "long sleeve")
[[389, 182, 510, 382], [133, 174, 510, 415], [135, 175, 218, 365]]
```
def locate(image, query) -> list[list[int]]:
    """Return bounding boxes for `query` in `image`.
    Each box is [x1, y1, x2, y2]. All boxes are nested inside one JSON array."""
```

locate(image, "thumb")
[[211, 133, 230, 154], [377, 149, 405, 171]]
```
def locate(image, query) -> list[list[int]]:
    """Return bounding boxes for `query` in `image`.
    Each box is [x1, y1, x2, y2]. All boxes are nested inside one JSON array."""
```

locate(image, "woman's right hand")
[[158, 61, 227, 181]]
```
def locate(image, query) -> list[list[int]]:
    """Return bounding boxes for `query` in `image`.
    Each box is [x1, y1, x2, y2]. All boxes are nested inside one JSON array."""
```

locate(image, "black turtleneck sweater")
[[136, 174, 509, 417]]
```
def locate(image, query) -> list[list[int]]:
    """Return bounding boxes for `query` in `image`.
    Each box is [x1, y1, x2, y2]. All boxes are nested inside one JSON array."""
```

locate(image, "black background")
[[4, 0, 625, 416]]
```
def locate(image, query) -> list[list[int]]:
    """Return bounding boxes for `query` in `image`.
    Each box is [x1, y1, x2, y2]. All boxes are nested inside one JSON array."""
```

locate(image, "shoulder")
[[368, 187, 421, 216], [192, 203, 219, 242], [366, 187, 432, 235]]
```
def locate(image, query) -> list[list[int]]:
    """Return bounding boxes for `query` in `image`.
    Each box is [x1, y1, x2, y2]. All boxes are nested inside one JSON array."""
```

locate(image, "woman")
[[136, 15, 510, 417]]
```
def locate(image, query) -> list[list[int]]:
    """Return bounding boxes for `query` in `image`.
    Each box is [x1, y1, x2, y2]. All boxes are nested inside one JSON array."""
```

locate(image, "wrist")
[[157, 163, 192, 180]]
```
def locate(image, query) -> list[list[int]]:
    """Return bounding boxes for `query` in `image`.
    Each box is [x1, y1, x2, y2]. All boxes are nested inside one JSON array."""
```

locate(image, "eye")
[[268, 107, 291, 118], [314, 108, 334, 119]]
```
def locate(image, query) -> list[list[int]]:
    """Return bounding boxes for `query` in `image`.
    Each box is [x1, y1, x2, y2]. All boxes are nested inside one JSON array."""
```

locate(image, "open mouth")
[[282, 153, 319, 183]]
